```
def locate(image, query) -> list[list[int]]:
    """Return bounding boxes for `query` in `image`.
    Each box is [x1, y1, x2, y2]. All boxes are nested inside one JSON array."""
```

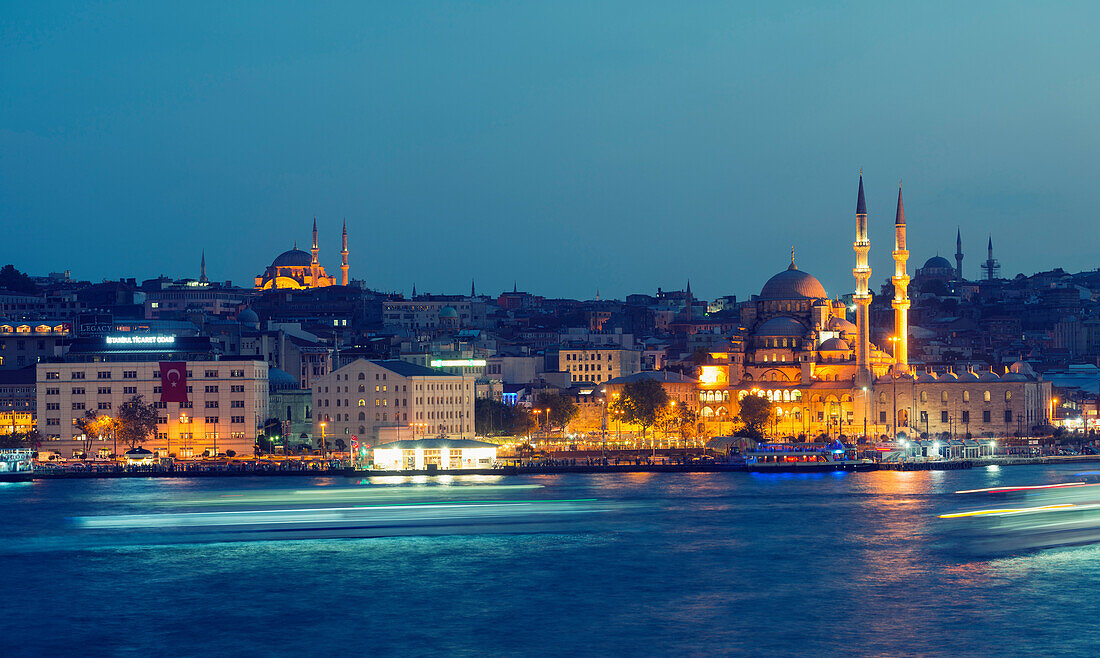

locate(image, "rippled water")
[[3, 465, 1100, 656]]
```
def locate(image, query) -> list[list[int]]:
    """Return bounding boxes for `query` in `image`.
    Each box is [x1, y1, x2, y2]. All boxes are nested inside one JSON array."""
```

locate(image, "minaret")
[[853, 173, 872, 386], [199, 250, 208, 284], [340, 219, 349, 286], [982, 235, 1000, 280], [955, 228, 964, 281], [310, 217, 320, 285], [471, 279, 476, 297], [891, 184, 910, 374]]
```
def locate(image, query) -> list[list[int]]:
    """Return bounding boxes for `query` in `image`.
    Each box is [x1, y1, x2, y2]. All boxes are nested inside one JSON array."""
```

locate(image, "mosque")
[[255, 219, 350, 290], [699, 176, 1051, 441]]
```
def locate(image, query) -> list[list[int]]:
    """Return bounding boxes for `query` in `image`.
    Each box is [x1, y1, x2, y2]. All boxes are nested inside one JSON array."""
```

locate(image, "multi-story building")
[[557, 347, 641, 385], [0, 366, 36, 434], [312, 359, 475, 444], [35, 335, 267, 458], [0, 320, 71, 369], [382, 298, 487, 332]]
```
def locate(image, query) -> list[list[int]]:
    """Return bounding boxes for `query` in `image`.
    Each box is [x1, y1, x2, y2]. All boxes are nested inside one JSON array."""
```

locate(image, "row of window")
[[563, 353, 616, 362], [44, 369, 247, 380], [154, 416, 248, 425]]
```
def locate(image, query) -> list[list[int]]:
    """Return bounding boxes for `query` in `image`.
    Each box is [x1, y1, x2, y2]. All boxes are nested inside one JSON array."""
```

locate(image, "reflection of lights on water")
[[939, 503, 1077, 519], [986, 465, 1000, 472]]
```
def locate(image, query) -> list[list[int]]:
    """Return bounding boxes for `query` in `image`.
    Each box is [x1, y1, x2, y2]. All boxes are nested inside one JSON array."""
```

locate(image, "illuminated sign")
[[430, 359, 487, 367], [106, 335, 176, 345]]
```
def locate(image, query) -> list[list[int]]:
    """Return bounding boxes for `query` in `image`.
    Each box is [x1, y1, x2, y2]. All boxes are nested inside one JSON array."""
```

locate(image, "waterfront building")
[[382, 298, 488, 332], [370, 438, 497, 470], [558, 347, 641, 385], [35, 335, 267, 458], [268, 367, 314, 449], [311, 359, 475, 444]]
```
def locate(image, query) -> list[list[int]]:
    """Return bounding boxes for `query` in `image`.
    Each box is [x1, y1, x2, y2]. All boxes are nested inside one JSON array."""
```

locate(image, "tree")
[[535, 392, 578, 429], [262, 417, 282, 452], [116, 395, 158, 450], [610, 379, 670, 439], [73, 409, 99, 456], [0, 264, 36, 294], [334, 438, 347, 452], [0, 429, 41, 450], [736, 395, 773, 440]]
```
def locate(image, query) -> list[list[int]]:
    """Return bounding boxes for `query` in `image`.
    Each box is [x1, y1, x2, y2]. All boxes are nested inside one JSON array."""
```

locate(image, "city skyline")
[[4, 2, 1098, 299]]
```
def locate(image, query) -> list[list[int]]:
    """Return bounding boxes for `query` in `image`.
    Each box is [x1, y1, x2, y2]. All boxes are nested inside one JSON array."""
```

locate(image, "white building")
[[312, 359, 475, 444], [36, 358, 268, 459], [370, 438, 497, 471]]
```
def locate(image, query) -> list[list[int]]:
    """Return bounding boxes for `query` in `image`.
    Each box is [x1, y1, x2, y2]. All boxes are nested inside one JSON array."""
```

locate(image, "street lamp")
[[319, 421, 327, 455]]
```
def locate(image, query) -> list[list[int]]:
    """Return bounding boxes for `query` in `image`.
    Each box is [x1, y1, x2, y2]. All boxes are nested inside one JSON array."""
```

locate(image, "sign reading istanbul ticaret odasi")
[[106, 335, 176, 345]]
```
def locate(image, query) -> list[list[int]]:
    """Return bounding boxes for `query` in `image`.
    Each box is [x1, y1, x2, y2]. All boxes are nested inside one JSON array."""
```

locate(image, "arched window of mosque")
[[783, 390, 791, 402], [1005, 391, 1012, 402], [358, 412, 365, 421], [942, 391, 949, 403], [738, 391, 747, 400], [983, 390, 991, 402], [920, 391, 928, 403], [723, 391, 730, 401], [358, 384, 365, 392], [963, 390, 970, 403], [359, 425, 365, 434], [879, 392, 887, 403], [357, 373, 365, 380], [358, 399, 365, 407]]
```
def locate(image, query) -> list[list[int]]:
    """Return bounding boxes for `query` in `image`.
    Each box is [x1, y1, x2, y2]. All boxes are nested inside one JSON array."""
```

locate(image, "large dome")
[[755, 316, 808, 337], [922, 256, 953, 271], [759, 264, 828, 300], [272, 248, 312, 267]]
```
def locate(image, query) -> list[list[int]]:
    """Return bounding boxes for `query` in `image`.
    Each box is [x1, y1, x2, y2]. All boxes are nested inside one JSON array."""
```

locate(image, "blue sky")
[[2, 1, 1096, 300]]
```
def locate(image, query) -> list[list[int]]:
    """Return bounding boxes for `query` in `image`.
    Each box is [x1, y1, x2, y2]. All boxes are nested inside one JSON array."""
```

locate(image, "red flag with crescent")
[[159, 361, 189, 404]]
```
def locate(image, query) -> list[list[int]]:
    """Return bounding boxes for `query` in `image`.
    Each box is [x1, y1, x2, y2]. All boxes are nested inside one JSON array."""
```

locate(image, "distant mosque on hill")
[[701, 175, 1050, 441], [255, 219, 350, 290]]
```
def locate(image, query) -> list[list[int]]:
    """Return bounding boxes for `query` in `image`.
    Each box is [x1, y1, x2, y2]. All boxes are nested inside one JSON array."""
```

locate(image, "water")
[[3, 465, 1100, 656]]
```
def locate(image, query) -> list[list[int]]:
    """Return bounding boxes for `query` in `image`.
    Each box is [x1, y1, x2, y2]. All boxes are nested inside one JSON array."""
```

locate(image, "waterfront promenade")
[[27, 453, 1100, 479]]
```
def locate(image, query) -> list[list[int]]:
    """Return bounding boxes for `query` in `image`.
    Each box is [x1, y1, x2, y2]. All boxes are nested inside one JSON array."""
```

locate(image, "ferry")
[[939, 473, 1100, 555], [0, 449, 34, 482], [743, 442, 874, 472]]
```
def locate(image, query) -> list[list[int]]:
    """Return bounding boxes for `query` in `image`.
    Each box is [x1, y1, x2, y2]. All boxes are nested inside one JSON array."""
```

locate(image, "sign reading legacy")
[[106, 335, 176, 345]]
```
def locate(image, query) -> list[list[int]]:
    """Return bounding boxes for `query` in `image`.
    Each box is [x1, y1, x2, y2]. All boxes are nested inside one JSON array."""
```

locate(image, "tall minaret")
[[983, 235, 1000, 280], [199, 250, 208, 284], [853, 173, 872, 386], [891, 184, 910, 374], [310, 217, 320, 285], [340, 219, 349, 286], [954, 227, 964, 281]]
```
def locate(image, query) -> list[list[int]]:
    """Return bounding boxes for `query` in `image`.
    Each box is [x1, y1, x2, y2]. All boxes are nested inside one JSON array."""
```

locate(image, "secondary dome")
[[760, 263, 827, 300], [819, 337, 850, 351], [755, 316, 808, 337], [923, 256, 953, 270], [828, 317, 857, 333], [271, 249, 312, 267], [237, 307, 259, 326], [439, 306, 459, 318]]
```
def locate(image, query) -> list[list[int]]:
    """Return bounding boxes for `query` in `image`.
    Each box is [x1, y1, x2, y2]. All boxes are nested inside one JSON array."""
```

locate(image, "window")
[[123, 386, 137, 394], [963, 391, 970, 403], [1005, 391, 1012, 402], [205, 385, 219, 393], [205, 416, 219, 424], [46, 387, 59, 395], [205, 401, 219, 408], [72, 387, 84, 395], [920, 411, 928, 424], [46, 372, 60, 380], [1005, 410, 1013, 422], [230, 369, 244, 378], [961, 410, 970, 423], [941, 411, 949, 422], [46, 418, 59, 426], [879, 411, 887, 423], [231, 385, 245, 393], [98, 387, 111, 394], [156, 432, 168, 440], [941, 391, 948, 404], [98, 402, 111, 410], [231, 416, 245, 423], [72, 372, 85, 380], [920, 391, 927, 403], [983, 391, 991, 402], [72, 402, 85, 410], [123, 371, 137, 379], [157, 416, 168, 424], [180, 401, 192, 408], [97, 371, 111, 379], [230, 401, 245, 408], [154, 401, 167, 409], [982, 410, 991, 423], [46, 402, 59, 410], [205, 370, 219, 378], [358, 373, 365, 380]]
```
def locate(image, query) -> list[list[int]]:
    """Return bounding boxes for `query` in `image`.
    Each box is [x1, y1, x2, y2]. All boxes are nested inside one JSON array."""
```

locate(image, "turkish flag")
[[159, 361, 189, 404]]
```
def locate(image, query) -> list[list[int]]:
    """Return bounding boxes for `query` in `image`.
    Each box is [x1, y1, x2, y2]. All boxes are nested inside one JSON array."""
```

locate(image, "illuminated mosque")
[[700, 176, 1050, 440], [255, 219, 349, 290]]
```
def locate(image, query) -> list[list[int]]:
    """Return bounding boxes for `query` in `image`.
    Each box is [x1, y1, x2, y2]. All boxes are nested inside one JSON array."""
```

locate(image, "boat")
[[0, 449, 34, 482], [743, 442, 874, 472], [938, 473, 1100, 555]]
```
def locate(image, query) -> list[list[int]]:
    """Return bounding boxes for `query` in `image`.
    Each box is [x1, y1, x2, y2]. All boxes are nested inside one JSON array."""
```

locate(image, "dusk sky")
[[2, 2, 1096, 300]]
